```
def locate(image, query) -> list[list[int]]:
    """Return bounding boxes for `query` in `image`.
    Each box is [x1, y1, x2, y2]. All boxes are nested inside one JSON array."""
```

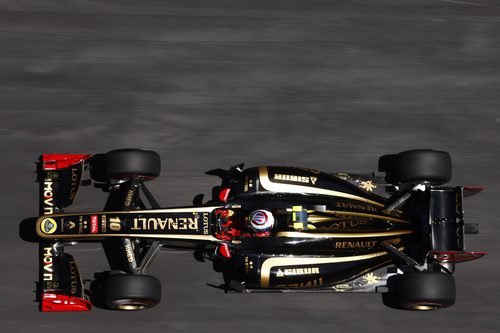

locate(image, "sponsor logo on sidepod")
[[90, 215, 98, 233]]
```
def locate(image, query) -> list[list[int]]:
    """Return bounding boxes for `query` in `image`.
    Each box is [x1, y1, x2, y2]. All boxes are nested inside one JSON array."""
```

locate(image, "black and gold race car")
[[21, 149, 485, 312]]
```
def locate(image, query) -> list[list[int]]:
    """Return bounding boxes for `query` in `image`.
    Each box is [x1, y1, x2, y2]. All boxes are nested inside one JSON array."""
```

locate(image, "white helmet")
[[248, 210, 275, 232]]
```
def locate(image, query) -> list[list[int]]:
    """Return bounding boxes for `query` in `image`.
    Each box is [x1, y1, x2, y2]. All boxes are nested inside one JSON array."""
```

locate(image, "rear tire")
[[103, 274, 162, 311], [384, 271, 455, 311], [379, 149, 451, 184], [106, 149, 161, 180]]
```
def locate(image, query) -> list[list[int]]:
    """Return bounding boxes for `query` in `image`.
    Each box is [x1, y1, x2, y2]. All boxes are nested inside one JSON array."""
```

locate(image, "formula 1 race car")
[[20, 149, 485, 312]]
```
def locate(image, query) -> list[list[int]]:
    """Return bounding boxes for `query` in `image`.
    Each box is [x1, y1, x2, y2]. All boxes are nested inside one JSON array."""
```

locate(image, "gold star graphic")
[[363, 273, 380, 285], [359, 180, 377, 192]]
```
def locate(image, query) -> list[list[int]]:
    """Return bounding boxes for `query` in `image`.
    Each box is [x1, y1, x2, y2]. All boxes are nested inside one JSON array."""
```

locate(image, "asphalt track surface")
[[1, 0, 500, 332]]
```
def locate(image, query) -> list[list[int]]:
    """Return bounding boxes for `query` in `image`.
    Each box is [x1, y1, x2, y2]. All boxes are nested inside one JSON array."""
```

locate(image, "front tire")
[[106, 149, 161, 180], [103, 274, 162, 311]]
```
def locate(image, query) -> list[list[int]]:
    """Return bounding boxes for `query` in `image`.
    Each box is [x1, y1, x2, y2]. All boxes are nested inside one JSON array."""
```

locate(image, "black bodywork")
[[25, 153, 484, 311]]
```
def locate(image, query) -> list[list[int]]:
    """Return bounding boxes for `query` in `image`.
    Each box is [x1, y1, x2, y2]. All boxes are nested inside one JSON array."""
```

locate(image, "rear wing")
[[37, 154, 92, 312], [426, 185, 486, 264]]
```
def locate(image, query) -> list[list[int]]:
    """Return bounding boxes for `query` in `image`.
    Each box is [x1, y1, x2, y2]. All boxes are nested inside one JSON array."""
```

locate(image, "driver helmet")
[[248, 210, 275, 232]]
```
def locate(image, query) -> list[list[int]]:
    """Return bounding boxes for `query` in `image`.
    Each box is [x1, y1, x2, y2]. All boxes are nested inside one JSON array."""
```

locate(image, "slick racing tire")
[[386, 271, 455, 311], [379, 149, 451, 184], [103, 274, 162, 311], [106, 149, 161, 180]]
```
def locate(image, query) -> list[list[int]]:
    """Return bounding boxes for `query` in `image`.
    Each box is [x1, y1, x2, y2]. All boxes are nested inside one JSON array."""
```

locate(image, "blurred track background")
[[1, 0, 499, 331]]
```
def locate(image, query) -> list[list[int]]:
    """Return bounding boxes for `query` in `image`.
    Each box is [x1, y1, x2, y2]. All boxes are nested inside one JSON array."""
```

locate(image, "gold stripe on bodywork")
[[321, 210, 411, 224], [259, 167, 383, 207], [38, 206, 222, 218], [275, 230, 413, 238], [36, 226, 221, 242], [260, 250, 393, 288]]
